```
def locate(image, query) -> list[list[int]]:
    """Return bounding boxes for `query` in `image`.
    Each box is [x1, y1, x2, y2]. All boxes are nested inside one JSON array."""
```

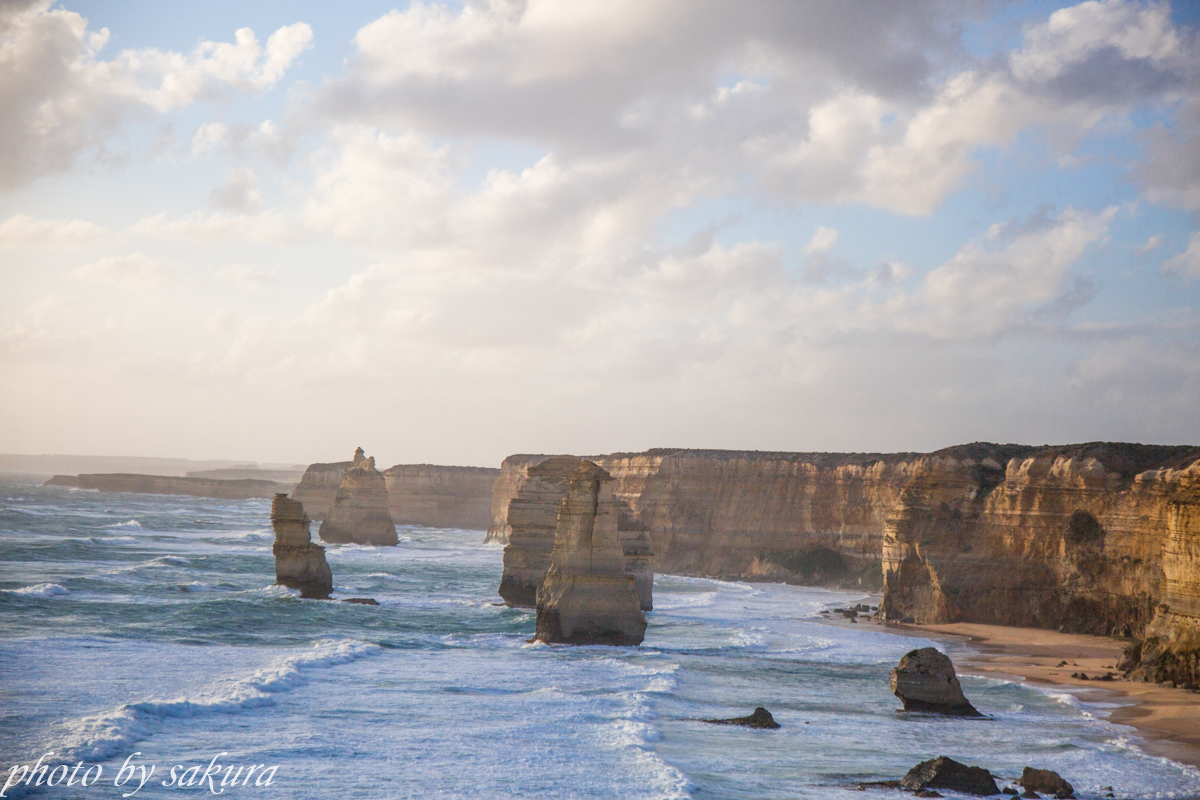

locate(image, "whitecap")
[[8, 583, 70, 598], [105, 520, 142, 531]]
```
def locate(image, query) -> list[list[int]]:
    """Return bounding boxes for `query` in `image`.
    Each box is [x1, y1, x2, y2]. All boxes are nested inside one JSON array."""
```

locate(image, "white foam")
[[105, 520, 142, 531], [8, 583, 70, 598]]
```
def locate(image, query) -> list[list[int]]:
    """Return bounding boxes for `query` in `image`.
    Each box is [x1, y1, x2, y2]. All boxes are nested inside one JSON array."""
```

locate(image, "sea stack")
[[890, 647, 983, 717], [534, 461, 647, 646], [271, 494, 333, 599], [318, 450, 398, 546], [499, 455, 583, 606]]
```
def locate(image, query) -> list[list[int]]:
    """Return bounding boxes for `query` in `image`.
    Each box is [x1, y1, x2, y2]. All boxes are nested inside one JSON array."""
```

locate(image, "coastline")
[[861, 617, 1200, 770]]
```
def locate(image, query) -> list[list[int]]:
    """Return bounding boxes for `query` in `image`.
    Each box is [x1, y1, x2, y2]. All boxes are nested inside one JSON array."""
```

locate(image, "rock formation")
[[890, 647, 982, 717], [45, 473, 285, 499], [292, 449, 363, 521], [534, 461, 647, 646], [1018, 767, 1074, 798], [900, 757, 999, 796], [489, 442, 1200, 683], [499, 455, 583, 606], [383, 463, 500, 530], [701, 707, 780, 728], [318, 451, 398, 546], [271, 494, 333, 599], [486, 454, 551, 543]]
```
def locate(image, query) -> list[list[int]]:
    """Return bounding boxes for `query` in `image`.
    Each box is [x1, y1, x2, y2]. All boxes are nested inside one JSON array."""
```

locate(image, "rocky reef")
[[534, 461, 647, 646], [890, 647, 982, 717], [271, 494, 333, 599], [45, 473, 285, 499], [384, 463, 499, 530], [318, 451, 398, 546]]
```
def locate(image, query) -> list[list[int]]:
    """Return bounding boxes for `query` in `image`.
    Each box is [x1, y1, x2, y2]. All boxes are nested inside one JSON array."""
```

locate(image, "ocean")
[[2, 473, 1199, 800]]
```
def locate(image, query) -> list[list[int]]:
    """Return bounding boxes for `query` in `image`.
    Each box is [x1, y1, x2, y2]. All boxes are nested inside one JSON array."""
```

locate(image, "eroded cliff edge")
[[489, 442, 1200, 683]]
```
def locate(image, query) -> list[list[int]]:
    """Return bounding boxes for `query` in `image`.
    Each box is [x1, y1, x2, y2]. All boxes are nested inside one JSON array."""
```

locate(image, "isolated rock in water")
[[271, 494, 333, 599], [318, 452, 398, 546], [1019, 767, 1074, 798], [702, 707, 780, 729], [901, 757, 1000, 796], [891, 647, 983, 716], [534, 461, 647, 645], [499, 455, 583, 606]]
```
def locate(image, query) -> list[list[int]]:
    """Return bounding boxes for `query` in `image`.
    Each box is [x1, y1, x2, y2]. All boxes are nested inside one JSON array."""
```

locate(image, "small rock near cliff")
[[900, 757, 1000, 795], [702, 707, 780, 729], [1018, 767, 1073, 798], [891, 647, 983, 717]]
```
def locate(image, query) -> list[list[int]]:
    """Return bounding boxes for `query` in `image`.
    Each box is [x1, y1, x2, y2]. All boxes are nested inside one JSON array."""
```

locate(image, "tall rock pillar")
[[272, 494, 333, 599]]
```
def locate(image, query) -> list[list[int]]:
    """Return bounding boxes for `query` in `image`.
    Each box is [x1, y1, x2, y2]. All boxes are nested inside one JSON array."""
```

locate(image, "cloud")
[[1163, 232, 1200, 278], [0, 213, 114, 248], [71, 252, 179, 286], [0, 1, 312, 190], [1137, 233, 1163, 253], [217, 263, 278, 288], [209, 168, 263, 212]]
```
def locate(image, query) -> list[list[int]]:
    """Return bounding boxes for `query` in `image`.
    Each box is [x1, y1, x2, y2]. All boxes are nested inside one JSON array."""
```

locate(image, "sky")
[[1, 0, 1198, 468]]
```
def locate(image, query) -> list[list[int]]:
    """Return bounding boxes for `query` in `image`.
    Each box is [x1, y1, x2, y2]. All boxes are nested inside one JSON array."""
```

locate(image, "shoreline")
[[836, 611, 1200, 770]]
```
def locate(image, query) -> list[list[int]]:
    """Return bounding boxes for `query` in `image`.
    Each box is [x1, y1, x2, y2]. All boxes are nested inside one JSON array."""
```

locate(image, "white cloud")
[[0, 1, 312, 189], [1137, 233, 1162, 253], [217, 264, 278, 288], [804, 226, 838, 256], [1163, 232, 1200, 278], [0, 213, 113, 248], [209, 168, 263, 212], [71, 252, 179, 286]]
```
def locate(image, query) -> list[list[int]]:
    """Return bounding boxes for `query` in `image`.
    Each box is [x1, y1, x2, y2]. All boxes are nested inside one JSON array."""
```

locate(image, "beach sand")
[[853, 616, 1200, 769]]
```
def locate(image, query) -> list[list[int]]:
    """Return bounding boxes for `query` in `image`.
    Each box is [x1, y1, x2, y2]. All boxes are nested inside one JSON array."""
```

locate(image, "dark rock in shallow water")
[[341, 597, 379, 605], [702, 707, 780, 729], [1019, 767, 1074, 798], [891, 647, 983, 717], [901, 756, 1000, 796]]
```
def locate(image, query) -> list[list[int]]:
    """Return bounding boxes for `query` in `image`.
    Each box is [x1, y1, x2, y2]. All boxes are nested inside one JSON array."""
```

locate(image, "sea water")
[[2, 473, 1199, 800]]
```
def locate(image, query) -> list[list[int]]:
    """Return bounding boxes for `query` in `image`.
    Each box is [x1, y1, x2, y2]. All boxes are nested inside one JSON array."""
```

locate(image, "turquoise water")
[[2, 473, 1199, 799]]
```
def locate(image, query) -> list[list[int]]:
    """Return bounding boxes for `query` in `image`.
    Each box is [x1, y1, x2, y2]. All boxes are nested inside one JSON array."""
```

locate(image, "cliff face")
[[318, 453, 398, 546], [271, 494, 333, 599], [499, 455, 582, 606], [291, 452, 359, 521], [45, 473, 285, 499], [534, 462, 646, 646], [384, 464, 500, 530], [486, 455, 550, 543]]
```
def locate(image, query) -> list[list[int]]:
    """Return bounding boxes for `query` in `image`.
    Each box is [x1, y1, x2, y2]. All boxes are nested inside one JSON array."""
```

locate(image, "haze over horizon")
[[2, 0, 1199, 468]]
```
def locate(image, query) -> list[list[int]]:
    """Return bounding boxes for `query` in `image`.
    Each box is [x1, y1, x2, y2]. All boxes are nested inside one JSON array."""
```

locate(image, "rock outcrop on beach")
[[534, 461, 647, 646], [45, 473, 285, 499], [318, 452, 398, 546], [271, 494, 333, 599], [890, 647, 982, 717], [701, 707, 780, 728], [384, 463, 500, 530], [1018, 767, 1074, 798], [901, 757, 999, 796]]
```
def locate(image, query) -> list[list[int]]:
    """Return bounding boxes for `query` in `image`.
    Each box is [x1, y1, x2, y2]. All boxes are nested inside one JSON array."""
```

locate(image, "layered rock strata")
[[384, 463, 500, 530], [486, 454, 550, 543], [271, 494, 333, 599], [291, 449, 364, 521], [499, 455, 582, 606], [890, 647, 982, 717], [534, 462, 647, 646], [318, 452, 398, 546], [45, 473, 285, 499]]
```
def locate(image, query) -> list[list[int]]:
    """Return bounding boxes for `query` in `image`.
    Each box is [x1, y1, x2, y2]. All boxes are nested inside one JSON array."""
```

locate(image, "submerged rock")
[[701, 707, 780, 729], [891, 647, 983, 717], [1019, 767, 1074, 798], [534, 461, 647, 646], [318, 451, 398, 546], [900, 757, 999, 796], [271, 494, 333, 599]]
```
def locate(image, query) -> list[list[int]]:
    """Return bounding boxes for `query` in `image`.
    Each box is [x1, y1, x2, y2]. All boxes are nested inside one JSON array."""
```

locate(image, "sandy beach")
[[868, 617, 1200, 769]]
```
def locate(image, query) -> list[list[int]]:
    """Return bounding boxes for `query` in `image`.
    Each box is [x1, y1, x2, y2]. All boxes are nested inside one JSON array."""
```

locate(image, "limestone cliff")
[[384, 463, 500, 530], [499, 455, 582, 606], [45, 473, 285, 499], [486, 454, 550, 543], [534, 461, 647, 646], [318, 452, 398, 546], [291, 448, 365, 521], [271, 494, 333, 599]]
